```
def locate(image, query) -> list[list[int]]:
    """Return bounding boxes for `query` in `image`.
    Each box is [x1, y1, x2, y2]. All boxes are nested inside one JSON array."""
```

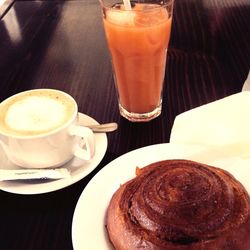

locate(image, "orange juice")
[[103, 3, 172, 120]]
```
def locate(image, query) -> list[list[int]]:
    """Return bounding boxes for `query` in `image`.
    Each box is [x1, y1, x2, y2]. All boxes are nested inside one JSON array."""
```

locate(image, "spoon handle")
[[86, 122, 118, 133]]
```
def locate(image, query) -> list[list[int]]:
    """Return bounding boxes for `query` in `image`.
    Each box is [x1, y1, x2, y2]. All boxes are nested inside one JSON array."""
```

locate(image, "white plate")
[[71, 143, 250, 250], [0, 113, 108, 195]]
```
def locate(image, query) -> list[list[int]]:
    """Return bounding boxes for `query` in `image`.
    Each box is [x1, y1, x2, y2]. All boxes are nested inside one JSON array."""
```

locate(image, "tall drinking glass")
[[100, 0, 174, 122]]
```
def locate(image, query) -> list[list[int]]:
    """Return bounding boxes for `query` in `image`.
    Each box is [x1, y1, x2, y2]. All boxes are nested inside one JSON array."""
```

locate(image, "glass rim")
[[99, 0, 174, 11]]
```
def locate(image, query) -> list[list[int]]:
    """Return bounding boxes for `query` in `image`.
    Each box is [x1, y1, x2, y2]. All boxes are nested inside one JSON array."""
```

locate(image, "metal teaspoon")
[[85, 122, 118, 133]]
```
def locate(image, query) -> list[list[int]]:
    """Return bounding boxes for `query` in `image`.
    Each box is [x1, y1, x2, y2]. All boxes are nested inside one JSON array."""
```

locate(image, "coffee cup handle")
[[70, 126, 95, 160]]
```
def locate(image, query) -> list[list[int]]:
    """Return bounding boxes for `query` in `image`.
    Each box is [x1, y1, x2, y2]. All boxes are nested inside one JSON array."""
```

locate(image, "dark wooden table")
[[0, 0, 249, 249]]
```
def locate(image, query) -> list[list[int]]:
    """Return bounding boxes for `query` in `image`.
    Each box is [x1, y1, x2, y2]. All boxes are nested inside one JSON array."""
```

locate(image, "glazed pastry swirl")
[[106, 160, 250, 250]]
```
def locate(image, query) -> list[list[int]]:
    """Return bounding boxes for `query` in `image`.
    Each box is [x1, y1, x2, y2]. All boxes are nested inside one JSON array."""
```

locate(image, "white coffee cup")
[[0, 89, 95, 168]]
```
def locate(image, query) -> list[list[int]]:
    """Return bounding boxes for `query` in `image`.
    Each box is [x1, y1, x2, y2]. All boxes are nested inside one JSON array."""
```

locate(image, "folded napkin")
[[170, 91, 250, 147], [170, 91, 250, 193], [242, 70, 250, 91]]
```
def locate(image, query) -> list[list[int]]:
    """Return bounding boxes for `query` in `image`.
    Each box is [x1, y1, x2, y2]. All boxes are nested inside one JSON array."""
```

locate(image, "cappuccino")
[[0, 89, 76, 137]]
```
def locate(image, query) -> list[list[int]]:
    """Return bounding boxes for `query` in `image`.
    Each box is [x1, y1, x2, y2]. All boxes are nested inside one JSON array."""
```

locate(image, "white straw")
[[123, 0, 132, 10]]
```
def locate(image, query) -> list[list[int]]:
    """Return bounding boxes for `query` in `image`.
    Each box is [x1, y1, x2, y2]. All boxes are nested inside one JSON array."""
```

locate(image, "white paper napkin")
[[170, 91, 250, 147], [170, 91, 250, 193], [242, 70, 250, 91]]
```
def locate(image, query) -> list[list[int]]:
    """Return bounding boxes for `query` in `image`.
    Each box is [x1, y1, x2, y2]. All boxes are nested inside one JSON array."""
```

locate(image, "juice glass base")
[[119, 103, 162, 122]]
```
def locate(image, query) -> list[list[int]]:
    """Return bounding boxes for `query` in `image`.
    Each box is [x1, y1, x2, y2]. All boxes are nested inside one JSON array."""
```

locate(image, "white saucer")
[[0, 113, 108, 195], [71, 143, 250, 250]]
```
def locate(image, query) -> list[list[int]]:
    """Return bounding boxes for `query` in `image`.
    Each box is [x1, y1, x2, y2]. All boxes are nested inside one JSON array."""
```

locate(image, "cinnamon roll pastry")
[[106, 159, 250, 250]]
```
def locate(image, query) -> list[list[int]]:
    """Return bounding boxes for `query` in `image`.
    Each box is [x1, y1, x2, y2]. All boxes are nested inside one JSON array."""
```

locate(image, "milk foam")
[[4, 96, 68, 134]]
